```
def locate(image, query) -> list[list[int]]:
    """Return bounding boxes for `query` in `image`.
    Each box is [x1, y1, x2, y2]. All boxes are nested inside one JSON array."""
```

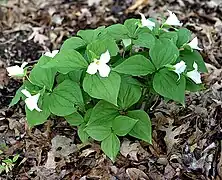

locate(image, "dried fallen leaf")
[[0, 67, 8, 89], [44, 151, 56, 169], [28, 27, 49, 45], [79, 149, 96, 157], [120, 139, 140, 161], [126, 168, 149, 180], [51, 135, 77, 157], [127, 0, 149, 13], [160, 118, 189, 153], [88, 0, 101, 6], [217, 142, 222, 178]]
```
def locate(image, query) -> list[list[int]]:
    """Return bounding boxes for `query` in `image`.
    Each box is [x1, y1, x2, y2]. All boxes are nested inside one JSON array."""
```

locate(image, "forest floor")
[[0, 0, 222, 179]]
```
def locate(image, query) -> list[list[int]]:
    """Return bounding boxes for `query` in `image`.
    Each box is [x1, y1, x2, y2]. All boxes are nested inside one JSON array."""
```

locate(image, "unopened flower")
[[187, 37, 203, 51], [44, 50, 59, 58], [164, 10, 183, 26], [139, 13, 156, 30], [21, 89, 42, 112], [186, 62, 202, 84], [6, 62, 28, 77], [86, 50, 111, 77], [173, 61, 186, 79]]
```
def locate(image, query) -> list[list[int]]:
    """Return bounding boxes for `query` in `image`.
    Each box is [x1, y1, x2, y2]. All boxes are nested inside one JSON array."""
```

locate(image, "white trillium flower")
[[139, 13, 156, 30], [6, 62, 28, 77], [164, 10, 183, 26], [173, 61, 187, 79], [44, 50, 59, 58], [186, 62, 202, 84], [21, 89, 42, 112], [86, 50, 111, 77], [187, 37, 203, 51]]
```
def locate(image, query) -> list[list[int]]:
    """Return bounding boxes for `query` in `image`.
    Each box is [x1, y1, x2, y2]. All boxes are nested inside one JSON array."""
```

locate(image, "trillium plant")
[[8, 10, 207, 161]]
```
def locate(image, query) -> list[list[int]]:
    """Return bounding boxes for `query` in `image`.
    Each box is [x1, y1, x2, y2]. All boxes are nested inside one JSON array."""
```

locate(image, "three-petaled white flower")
[[187, 37, 203, 51], [139, 13, 156, 30], [173, 61, 187, 79], [44, 50, 59, 58], [21, 89, 42, 112], [164, 10, 183, 26], [6, 62, 28, 78], [186, 62, 202, 84], [86, 50, 111, 77]]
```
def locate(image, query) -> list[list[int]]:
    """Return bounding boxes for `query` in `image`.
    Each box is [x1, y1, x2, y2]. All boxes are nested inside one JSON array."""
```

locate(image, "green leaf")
[[149, 39, 179, 69], [61, 37, 86, 51], [87, 100, 119, 127], [83, 72, 121, 106], [84, 108, 93, 123], [118, 76, 142, 109], [65, 112, 84, 126], [77, 26, 105, 44], [85, 125, 111, 141], [10, 81, 41, 107], [47, 80, 84, 116], [78, 123, 89, 143], [106, 24, 129, 40], [180, 50, 207, 73], [159, 31, 178, 44], [12, 154, 19, 162], [124, 18, 139, 38], [56, 70, 82, 84], [153, 68, 186, 105], [113, 55, 155, 76], [29, 56, 56, 91], [133, 28, 155, 48], [128, 110, 152, 143], [43, 49, 88, 74], [186, 78, 204, 92], [25, 95, 51, 127], [176, 28, 191, 48], [87, 37, 119, 57], [112, 115, 138, 136], [101, 133, 120, 162], [9, 85, 25, 107]]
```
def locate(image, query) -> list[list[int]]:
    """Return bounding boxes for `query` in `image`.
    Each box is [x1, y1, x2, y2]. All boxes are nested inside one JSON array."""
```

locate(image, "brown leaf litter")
[[1, 0, 222, 179]]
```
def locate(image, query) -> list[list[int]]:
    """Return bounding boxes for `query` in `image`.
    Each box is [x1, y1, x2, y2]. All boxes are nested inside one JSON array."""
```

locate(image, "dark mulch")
[[0, 0, 222, 179]]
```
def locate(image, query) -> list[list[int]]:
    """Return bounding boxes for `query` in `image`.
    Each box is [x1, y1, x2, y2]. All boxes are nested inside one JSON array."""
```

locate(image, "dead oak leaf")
[[126, 168, 149, 180], [160, 118, 189, 153], [120, 139, 140, 161]]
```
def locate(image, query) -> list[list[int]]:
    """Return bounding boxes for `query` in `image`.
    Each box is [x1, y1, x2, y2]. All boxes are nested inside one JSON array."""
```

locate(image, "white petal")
[[6, 66, 24, 77], [193, 62, 198, 70], [187, 70, 202, 84], [25, 93, 42, 112], [44, 50, 59, 58], [139, 13, 147, 24], [139, 13, 155, 30], [173, 61, 187, 78], [86, 62, 99, 75], [98, 64, 111, 77], [21, 62, 28, 69], [21, 89, 32, 98], [145, 19, 156, 30], [51, 50, 59, 57], [99, 50, 110, 64], [188, 37, 203, 50], [165, 10, 183, 26]]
